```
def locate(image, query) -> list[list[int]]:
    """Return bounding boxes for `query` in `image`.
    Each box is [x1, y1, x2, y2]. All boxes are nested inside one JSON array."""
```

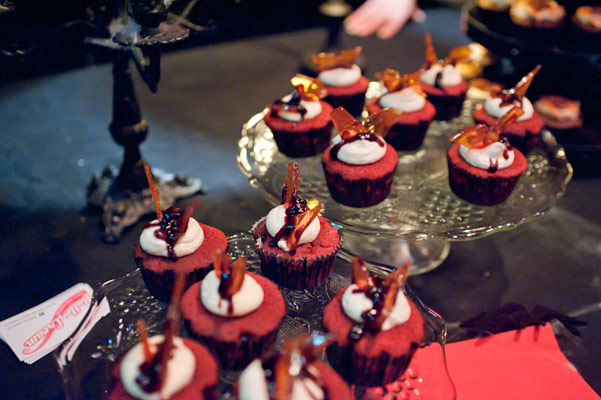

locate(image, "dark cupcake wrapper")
[[183, 318, 280, 371], [271, 122, 333, 158], [427, 93, 465, 121], [251, 217, 343, 290], [385, 120, 431, 151], [447, 157, 522, 206], [137, 258, 215, 303], [322, 165, 396, 208], [324, 92, 366, 117], [326, 342, 419, 387]]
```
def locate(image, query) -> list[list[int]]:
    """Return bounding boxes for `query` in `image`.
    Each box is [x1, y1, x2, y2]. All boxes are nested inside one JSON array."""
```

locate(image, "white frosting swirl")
[[238, 359, 324, 400], [140, 217, 204, 258], [265, 205, 320, 252], [331, 134, 387, 165], [317, 64, 361, 87], [341, 284, 411, 331], [277, 94, 323, 122], [120, 335, 195, 400], [459, 142, 515, 170], [484, 96, 533, 121], [379, 88, 426, 113], [200, 270, 264, 317], [420, 64, 463, 88]]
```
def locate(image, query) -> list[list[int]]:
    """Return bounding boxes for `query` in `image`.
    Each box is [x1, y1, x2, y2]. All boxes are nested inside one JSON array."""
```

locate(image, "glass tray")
[[237, 83, 572, 272], [55, 234, 455, 399]]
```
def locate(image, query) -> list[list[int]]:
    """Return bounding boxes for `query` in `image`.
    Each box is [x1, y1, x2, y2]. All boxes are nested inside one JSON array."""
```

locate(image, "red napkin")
[[362, 324, 599, 399]]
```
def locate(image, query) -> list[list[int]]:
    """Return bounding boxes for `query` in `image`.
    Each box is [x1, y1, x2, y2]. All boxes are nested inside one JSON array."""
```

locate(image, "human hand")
[[343, 0, 426, 39]]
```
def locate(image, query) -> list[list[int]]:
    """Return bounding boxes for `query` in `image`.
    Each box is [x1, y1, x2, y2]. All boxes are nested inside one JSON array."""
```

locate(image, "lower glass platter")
[[237, 84, 572, 241], [55, 234, 455, 399]]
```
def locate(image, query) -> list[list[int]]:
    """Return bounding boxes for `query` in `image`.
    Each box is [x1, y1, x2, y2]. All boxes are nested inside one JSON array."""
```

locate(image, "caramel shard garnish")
[[312, 46, 362, 72], [282, 162, 300, 207], [331, 106, 364, 139], [450, 106, 524, 148], [331, 106, 399, 140], [500, 65, 541, 103], [424, 33, 439, 68], [366, 108, 402, 138], [172, 198, 199, 246], [286, 203, 323, 251], [445, 45, 472, 66], [212, 248, 231, 278], [352, 258, 373, 290], [137, 319, 152, 363], [143, 162, 163, 221], [373, 259, 411, 329], [222, 256, 246, 298], [291, 74, 327, 101], [376, 69, 421, 93]]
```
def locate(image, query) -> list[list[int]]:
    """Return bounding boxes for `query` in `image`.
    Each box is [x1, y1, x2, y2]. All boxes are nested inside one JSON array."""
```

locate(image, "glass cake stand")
[[55, 234, 456, 399], [237, 83, 573, 274]]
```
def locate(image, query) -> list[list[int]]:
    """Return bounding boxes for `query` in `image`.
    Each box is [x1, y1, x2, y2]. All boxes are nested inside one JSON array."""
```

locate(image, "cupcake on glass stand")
[[473, 65, 544, 153], [509, 0, 565, 44], [312, 47, 370, 116], [264, 74, 334, 157], [418, 34, 468, 121], [323, 258, 424, 387], [252, 162, 342, 290], [322, 106, 400, 207], [448, 107, 528, 206], [366, 69, 436, 151]]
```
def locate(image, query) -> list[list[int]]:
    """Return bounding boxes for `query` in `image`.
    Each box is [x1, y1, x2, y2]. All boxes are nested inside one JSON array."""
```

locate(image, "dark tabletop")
[[1, 5, 600, 399]]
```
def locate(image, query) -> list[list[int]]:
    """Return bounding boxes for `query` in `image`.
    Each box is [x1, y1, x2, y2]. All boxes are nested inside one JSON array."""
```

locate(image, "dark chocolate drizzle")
[[348, 276, 391, 341], [434, 70, 444, 90], [145, 207, 187, 260], [486, 137, 512, 173], [330, 133, 384, 161], [269, 183, 309, 251], [272, 90, 307, 120]]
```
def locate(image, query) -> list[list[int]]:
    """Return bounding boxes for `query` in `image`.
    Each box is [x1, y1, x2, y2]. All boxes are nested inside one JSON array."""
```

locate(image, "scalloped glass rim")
[[237, 85, 572, 241], [54, 233, 455, 399]]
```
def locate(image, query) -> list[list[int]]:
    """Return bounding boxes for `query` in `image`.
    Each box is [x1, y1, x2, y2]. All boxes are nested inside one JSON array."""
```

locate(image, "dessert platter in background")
[[54, 234, 456, 399], [462, 0, 601, 174], [238, 82, 573, 275]]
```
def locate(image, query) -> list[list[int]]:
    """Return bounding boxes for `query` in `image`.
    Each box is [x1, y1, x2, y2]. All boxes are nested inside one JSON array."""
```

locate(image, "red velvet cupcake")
[[418, 34, 468, 121], [448, 107, 528, 206], [473, 65, 544, 153], [313, 47, 369, 116], [181, 252, 285, 370], [134, 202, 228, 303], [367, 69, 436, 151], [252, 162, 342, 290], [322, 107, 400, 207], [236, 333, 353, 400], [264, 74, 334, 157], [323, 259, 424, 387], [533, 95, 583, 137]]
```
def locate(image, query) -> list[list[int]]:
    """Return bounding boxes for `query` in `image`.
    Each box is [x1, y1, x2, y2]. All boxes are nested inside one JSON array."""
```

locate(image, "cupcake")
[[509, 0, 565, 43], [322, 107, 400, 207], [473, 65, 544, 153], [236, 333, 353, 400], [366, 69, 436, 151], [533, 95, 583, 137], [448, 107, 528, 206], [419, 34, 468, 121], [252, 162, 342, 290], [312, 47, 370, 116], [323, 258, 424, 387], [571, 6, 601, 51], [108, 276, 219, 400], [449, 43, 499, 81], [181, 251, 286, 370], [476, 0, 514, 26], [264, 74, 334, 158], [135, 168, 228, 302]]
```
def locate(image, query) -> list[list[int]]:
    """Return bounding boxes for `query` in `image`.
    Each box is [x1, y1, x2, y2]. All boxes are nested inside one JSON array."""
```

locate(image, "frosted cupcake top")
[[272, 74, 327, 122], [376, 69, 426, 113], [313, 47, 363, 88]]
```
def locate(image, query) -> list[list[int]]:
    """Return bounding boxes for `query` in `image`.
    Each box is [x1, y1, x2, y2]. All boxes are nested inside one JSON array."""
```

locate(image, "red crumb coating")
[[419, 79, 468, 97], [473, 106, 544, 137], [323, 287, 424, 358], [180, 273, 285, 342], [312, 362, 354, 400], [322, 143, 399, 181], [367, 97, 436, 125], [323, 76, 370, 97], [254, 216, 341, 261], [447, 142, 527, 179], [264, 100, 333, 133], [107, 338, 219, 400], [134, 224, 228, 273]]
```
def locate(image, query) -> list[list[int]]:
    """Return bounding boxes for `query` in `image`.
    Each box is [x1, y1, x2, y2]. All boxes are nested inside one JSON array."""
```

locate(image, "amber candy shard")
[[282, 162, 300, 207], [213, 249, 246, 297], [446, 45, 472, 66], [366, 108, 401, 137], [424, 33, 439, 69], [143, 162, 163, 221], [500, 65, 541, 104], [376, 69, 421, 93], [331, 107, 365, 139], [312, 46, 362, 72], [450, 106, 524, 148], [331, 106, 399, 140], [352, 258, 373, 290], [286, 203, 322, 251], [290, 74, 327, 101]]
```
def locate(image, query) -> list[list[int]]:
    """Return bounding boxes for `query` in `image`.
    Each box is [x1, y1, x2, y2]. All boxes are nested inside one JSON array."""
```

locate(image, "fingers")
[[343, 0, 425, 39]]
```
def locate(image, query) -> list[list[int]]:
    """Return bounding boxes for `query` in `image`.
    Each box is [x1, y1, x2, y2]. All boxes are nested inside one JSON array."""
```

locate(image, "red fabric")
[[420, 79, 468, 97], [134, 224, 228, 273], [264, 100, 333, 133], [323, 76, 370, 97], [409, 325, 600, 400], [323, 288, 424, 358], [367, 98, 437, 125], [474, 106, 544, 137], [180, 272, 285, 342], [322, 143, 399, 181]]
